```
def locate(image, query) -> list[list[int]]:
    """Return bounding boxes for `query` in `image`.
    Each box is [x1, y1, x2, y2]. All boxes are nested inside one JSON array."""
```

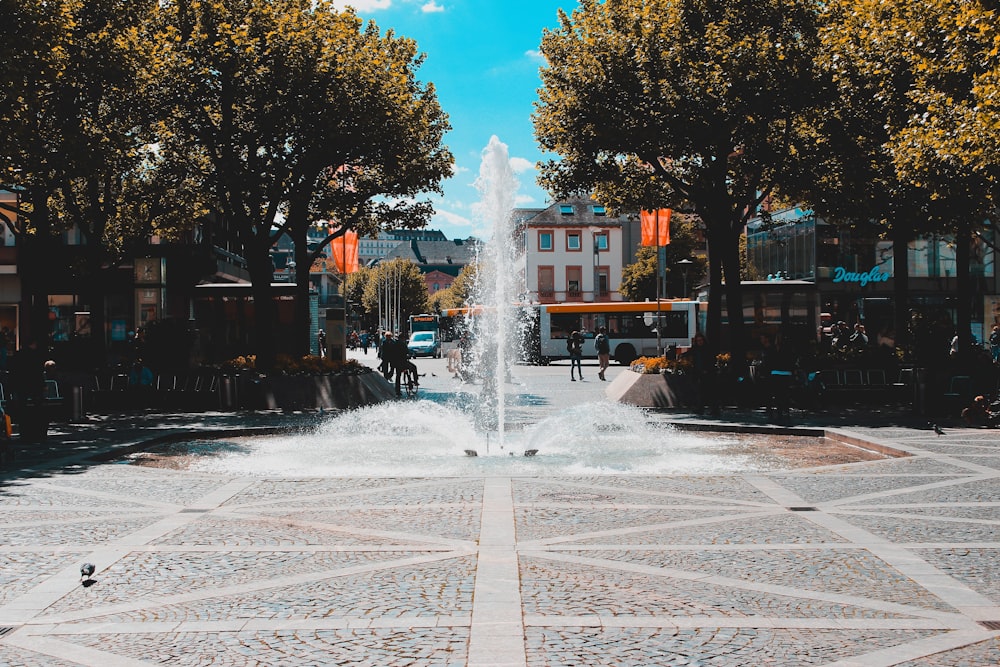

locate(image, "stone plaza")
[[1, 355, 999, 666]]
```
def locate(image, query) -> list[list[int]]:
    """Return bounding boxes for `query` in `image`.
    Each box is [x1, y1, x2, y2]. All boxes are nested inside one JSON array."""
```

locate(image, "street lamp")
[[677, 258, 694, 298], [590, 227, 604, 302]]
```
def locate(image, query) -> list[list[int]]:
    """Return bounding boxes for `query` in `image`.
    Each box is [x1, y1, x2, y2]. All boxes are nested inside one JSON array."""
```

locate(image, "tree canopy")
[[153, 0, 452, 365], [534, 0, 831, 364]]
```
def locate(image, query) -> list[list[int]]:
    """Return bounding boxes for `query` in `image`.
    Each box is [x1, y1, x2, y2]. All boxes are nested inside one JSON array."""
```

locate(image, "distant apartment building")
[[359, 229, 448, 267]]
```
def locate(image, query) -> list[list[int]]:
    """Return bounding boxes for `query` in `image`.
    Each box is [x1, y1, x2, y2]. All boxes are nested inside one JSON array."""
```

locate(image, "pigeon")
[[933, 423, 945, 436], [80, 563, 96, 580]]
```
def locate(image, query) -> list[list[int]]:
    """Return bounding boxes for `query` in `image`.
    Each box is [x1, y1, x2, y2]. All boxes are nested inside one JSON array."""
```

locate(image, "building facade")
[[514, 197, 642, 304], [746, 205, 999, 343]]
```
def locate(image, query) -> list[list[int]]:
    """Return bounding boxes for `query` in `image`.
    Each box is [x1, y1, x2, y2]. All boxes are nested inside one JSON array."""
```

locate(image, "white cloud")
[[525, 49, 545, 63], [331, 0, 391, 10], [421, 1, 445, 12], [434, 209, 472, 228], [508, 156, 535, 174], [514, 193, 537, 206]]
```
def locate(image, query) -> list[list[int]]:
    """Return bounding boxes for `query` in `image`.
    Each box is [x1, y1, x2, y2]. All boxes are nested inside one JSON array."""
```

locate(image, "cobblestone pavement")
[[1, 355, 999, 666]]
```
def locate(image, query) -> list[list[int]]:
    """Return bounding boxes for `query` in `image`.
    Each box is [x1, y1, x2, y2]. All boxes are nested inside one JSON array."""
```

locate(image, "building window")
[[539, 231, 554, 251], [566, 266, 582, 300], [538, 266, 555, 299], [567, 232, 581, 251], [433, 283, 440, 291], [592, 205, 606, 216], [596, 268, 609, 297], [595, 233, 609, 251], [559, 204, 574, 215]]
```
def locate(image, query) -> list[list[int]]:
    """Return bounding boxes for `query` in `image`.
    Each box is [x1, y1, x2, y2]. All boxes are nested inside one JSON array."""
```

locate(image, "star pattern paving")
[[0, 424, 998, 666]]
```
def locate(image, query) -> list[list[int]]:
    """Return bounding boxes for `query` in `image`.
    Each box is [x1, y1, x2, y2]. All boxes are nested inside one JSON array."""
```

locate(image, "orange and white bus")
[[441, 300, 699, 366], [531, 300, 698, 365]]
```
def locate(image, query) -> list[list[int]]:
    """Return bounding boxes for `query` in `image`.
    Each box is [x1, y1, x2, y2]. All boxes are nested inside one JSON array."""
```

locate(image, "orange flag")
[[640, 209, 671, 246], [330, 229, 358, 274]]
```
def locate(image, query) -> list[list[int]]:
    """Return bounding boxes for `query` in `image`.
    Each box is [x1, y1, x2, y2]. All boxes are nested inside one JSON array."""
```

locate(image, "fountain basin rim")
[[97, 421, 910, 468]]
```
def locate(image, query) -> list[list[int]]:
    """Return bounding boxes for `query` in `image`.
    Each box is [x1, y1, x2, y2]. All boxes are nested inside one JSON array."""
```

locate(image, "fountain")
[[462, 135, 523, 445], [172, 400, 762, 477], [126, 137, 876, 477]]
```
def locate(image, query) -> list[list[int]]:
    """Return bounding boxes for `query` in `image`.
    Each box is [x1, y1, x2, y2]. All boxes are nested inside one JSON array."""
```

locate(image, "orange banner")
[[640, 209, 671, 246], [330, 229, 358, 274]]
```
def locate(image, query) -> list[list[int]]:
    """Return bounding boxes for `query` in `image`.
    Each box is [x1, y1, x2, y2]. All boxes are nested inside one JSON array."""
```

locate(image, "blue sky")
[[334, 0, 575, 240]]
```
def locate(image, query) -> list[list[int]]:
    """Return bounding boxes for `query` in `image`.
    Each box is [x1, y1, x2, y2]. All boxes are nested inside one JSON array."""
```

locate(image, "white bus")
[[529, 300, 699, 365]]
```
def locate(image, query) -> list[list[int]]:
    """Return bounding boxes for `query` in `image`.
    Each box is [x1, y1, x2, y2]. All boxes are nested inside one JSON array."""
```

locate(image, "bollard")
[[219, 377, 236, 410], [69, 386, 84, 421]]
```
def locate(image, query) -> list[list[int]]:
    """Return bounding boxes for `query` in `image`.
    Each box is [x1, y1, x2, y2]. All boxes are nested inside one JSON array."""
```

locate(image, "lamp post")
[[677, 258, 694, 298], [590, 227, 604, 302], [593, 231, 600, 301]]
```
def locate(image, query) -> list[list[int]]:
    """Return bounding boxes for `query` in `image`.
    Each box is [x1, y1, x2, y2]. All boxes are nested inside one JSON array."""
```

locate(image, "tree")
[[1, 0, 199, 357], [533, 0, 830, 366], [344, 266, 374, 329], [619, 214, 706, 301], [360, 259, 428, 333], [155, 0, 451, 367], [806, 0, 999, 359]]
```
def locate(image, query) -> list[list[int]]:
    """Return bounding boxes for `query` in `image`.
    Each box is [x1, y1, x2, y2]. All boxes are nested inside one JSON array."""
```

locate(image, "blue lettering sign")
[[832, 266, 890, 286]]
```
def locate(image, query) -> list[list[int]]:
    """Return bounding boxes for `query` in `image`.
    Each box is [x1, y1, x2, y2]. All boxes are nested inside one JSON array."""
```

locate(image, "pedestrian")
[[317, 329, 327, 357], [595, 327, 610, 381], [849, 323, 868, 351], [757, 333, 793, 419], [378, 331, 393, 379], [990, 325, 1000, 363], [962, 395, 1000, 428], [383, 332, 418, 396], [361, 331, 369, 355], [567, 330, 584, 381]]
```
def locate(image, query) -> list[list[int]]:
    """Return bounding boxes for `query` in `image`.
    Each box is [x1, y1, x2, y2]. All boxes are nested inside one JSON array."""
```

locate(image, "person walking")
[[595, 327, 610, 381], [567, 330, 584, 381], [317, 329, 327, 357], [990, 325, 1000, 363]]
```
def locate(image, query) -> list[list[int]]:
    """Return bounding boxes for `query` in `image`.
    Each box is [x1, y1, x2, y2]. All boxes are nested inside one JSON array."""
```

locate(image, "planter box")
[[605, 371, 694, 408], [236, 372, 397, 410]]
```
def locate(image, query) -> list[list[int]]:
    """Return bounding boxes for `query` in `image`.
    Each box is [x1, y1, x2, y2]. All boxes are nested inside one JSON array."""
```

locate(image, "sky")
[[333, 0, 576, 240]]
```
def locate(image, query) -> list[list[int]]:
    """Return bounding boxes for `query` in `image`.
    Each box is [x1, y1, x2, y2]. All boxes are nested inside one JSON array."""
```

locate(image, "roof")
[[385, 238, 481, 267], [513, 196, 631, 227]]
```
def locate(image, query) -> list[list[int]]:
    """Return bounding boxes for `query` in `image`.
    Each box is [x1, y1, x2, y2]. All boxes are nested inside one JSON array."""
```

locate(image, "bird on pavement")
[[932, 423, 945, 436], [80, 563, 96, 580]]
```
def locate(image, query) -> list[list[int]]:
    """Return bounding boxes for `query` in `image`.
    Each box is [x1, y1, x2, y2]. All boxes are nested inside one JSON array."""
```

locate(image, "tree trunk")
[[719, 226, 747, 373], [19, 187, 55, 347], [955, 222, 972, 363], [293, 240, 313, 358], [246, 241, 278, 371], [891, 228, 910, 351]]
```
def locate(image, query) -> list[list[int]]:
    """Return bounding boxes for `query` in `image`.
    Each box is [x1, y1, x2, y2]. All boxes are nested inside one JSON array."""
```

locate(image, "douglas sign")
[[832, 266, 890, 287]]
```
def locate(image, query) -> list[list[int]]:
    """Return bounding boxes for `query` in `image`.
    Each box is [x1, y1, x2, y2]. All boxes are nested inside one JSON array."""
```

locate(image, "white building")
[[514, 197, 641, 304]]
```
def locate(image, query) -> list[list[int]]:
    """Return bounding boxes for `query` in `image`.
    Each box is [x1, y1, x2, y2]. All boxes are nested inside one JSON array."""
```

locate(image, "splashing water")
[[180, 401, 758, 477], [464, 136, 523, 443]]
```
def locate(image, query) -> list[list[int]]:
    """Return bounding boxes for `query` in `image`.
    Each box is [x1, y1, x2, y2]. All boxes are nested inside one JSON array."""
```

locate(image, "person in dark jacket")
[[567, 331, 584, 381]]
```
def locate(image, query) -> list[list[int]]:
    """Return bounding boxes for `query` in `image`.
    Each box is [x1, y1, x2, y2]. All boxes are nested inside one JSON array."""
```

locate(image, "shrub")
[[220, 354, 370, 375]]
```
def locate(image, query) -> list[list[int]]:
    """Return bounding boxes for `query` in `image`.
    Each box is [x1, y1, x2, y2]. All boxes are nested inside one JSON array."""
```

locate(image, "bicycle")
[[402, 369, 419, 398]]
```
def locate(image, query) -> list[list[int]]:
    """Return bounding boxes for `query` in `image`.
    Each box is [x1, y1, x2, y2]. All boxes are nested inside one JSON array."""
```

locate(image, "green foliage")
[[619, 214, 706, 301], [220, 354, 369, 375], [360, 258, 429, 322], [533, 0, 831, 363], [151, 0, 452, 366]]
